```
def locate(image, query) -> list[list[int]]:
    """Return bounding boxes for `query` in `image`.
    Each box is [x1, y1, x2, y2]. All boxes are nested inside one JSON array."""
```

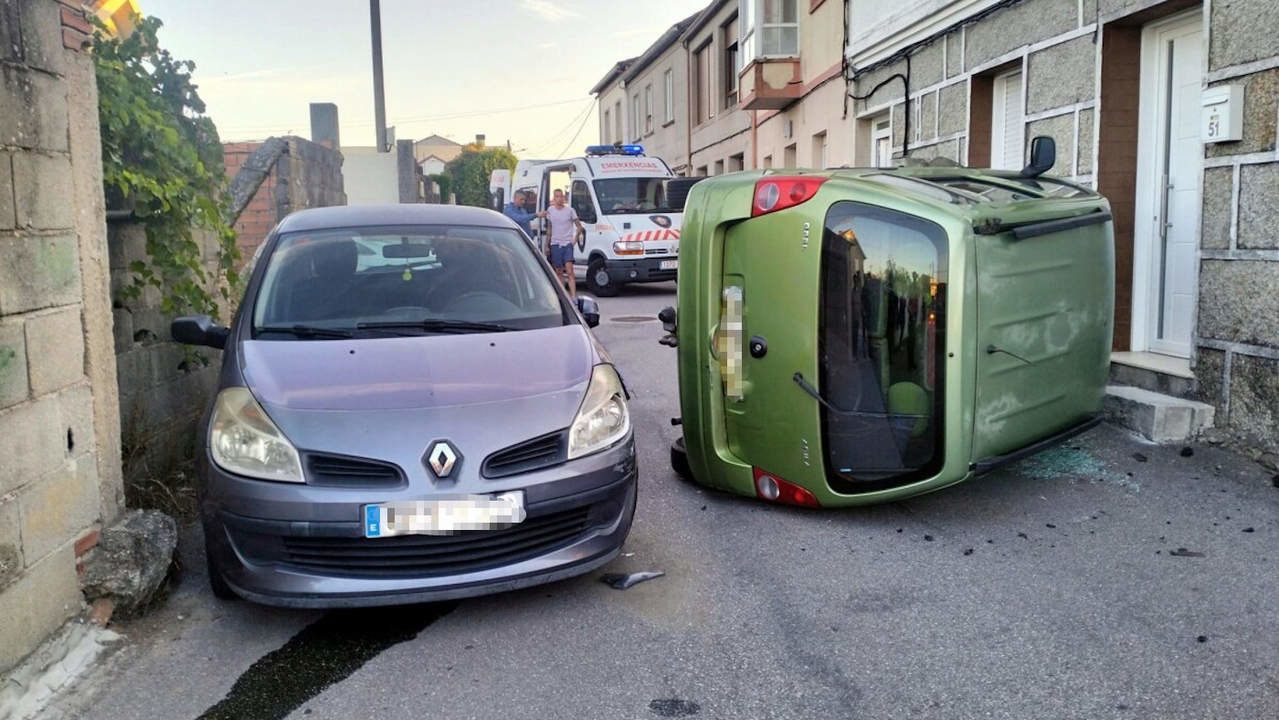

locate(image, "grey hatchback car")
[[172, 204, 636, 607]]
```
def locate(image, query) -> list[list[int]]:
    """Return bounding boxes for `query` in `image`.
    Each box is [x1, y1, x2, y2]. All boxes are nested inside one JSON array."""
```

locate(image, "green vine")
[[93, 15, 240, 320]]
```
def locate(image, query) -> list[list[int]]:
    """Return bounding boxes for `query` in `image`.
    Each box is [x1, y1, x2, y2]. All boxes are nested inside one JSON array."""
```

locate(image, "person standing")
[[503, 190, 545, 237], [545, 188, 583, 299]]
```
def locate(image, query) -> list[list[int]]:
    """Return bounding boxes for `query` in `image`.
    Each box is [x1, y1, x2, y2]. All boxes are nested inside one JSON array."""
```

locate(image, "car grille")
[[280, 507, 592, 578], [645, 248, 669, 255], [481, 431, 567, 478], [305, 453, 404, 488]]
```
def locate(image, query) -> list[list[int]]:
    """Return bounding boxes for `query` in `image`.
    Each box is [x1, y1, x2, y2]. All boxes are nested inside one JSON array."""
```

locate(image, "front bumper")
[[605, 256, 678, 283], [202, 438, 637, 608]]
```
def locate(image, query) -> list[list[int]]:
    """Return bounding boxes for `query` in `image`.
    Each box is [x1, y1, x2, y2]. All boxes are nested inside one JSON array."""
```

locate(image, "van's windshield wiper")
[[257, 324, 353, 339], [356, 319, 513, 334]]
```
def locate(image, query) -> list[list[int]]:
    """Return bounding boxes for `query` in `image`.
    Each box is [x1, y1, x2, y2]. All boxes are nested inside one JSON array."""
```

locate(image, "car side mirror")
[[171, 315, 230, 350], [575, 297, 600, 328], [1020, 135, 1056, 178]]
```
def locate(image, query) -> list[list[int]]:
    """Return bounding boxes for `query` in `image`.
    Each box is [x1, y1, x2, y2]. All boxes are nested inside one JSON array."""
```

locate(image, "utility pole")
[[369, 0, 388, 152]]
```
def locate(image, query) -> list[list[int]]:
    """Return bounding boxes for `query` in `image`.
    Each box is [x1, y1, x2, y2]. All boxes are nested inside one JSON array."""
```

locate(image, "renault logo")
[[425, 440, 460, 479]]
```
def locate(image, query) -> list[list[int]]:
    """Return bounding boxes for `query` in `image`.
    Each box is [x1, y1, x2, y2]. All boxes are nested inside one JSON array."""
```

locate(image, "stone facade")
[[0, 0, 123, 674], [848, 0, 1279, 459]]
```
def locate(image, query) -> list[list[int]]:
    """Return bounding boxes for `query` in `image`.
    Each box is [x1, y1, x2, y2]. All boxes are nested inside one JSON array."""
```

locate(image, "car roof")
[[275, 204, 520, 234]]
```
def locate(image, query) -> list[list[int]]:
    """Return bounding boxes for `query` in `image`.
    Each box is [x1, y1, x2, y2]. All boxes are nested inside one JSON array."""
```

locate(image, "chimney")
[[475, 134, 486, 147], [309, 103, 340, 150]]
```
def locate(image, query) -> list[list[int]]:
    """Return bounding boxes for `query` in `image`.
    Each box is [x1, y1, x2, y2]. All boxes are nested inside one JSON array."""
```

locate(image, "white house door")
[[989, 70, 1024, 171], [1137, 14, 1202, 358]]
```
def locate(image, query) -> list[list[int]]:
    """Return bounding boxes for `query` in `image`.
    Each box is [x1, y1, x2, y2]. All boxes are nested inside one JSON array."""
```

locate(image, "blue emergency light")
[[585, 144, 645, 156]]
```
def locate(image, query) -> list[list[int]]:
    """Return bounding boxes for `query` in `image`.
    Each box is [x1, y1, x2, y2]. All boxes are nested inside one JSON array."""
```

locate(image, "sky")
[[142, 0, 708, 157]]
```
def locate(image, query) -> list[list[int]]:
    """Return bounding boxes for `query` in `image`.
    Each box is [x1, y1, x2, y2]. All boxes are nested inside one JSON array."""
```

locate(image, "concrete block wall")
[[0, 0, 123, 674], [107, 222, 221, 486], [223, 136, 345, 263]]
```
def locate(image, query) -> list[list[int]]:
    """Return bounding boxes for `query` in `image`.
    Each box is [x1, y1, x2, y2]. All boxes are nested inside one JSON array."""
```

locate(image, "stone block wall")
[[107, 222, 222, 487], [223, 135, 345, 263], [1192, 0, 1279, 461], [0, 0, 123, 674]]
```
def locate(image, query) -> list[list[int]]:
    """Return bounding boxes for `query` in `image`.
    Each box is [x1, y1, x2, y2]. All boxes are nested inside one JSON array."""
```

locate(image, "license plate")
[[363, 491, 525, 538], [659, 260, 678, 270]]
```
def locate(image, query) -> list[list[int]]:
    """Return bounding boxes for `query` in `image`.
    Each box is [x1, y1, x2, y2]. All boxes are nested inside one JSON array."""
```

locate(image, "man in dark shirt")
[[503, 190, 544, 236]]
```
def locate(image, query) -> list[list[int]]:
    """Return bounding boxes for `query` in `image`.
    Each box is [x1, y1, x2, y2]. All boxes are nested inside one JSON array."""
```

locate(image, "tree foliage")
[[93, 15, 239, 319], [443, 145, 517, 207]]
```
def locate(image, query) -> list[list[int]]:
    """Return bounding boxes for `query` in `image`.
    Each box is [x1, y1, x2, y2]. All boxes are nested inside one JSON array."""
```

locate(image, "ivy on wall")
[[443, 145, 518, 207], [93, 16, 240, 320]]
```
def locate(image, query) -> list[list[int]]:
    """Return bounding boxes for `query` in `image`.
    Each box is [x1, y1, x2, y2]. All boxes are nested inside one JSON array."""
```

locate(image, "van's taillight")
[[752, 176, 827, 217], [753, 467, 820, 507]]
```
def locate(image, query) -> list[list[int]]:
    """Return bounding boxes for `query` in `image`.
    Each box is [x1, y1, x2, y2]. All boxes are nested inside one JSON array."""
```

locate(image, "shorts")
[[549, 243, 574, 269]]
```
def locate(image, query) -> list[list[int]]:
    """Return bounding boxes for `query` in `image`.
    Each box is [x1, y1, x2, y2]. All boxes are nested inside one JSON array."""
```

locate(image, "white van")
[[490, 145, 682, 296]]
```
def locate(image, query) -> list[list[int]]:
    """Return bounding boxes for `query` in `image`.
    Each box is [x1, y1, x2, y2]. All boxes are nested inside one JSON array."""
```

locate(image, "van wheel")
[[204, 533, 239, 601], [670, 436, 693, 482], [587, 258, 619, 297]]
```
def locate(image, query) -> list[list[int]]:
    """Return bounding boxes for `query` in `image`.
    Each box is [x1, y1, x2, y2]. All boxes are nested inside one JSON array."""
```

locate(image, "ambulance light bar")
[[585, 144, 645, 156]]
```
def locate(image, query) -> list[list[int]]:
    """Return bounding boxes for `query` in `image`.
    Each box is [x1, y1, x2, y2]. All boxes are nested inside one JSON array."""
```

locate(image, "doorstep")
[[1109, 351, 1196, 399], [1103, 385, 1215, 444]]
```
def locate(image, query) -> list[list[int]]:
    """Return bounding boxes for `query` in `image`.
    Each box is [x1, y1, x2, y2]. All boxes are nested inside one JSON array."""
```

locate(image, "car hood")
[[241, 324, 594, 412]]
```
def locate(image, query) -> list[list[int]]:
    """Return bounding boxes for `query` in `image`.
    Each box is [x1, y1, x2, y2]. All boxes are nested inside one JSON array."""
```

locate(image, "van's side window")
[[570, 180, 597, 223], [819, 201, 949, 491]]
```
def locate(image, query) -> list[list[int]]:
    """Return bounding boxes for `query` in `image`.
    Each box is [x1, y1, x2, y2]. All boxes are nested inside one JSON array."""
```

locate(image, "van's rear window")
[[819, 202, 948, 492]]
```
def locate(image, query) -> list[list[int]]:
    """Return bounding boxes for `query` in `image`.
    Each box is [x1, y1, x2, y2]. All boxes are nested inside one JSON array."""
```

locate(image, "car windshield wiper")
[[356, 319, 513, 334], [257, 324, 354, 339]]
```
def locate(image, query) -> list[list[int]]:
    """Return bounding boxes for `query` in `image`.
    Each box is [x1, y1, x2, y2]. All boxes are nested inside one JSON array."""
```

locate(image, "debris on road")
[[601, 571, 665, 590], [1133, 452, 1148, 462], [1180, 447, 1194, 457], [1242, 527, 1255, 533], [1169, 548, 1205, 557], [79, 509, 178, 619]]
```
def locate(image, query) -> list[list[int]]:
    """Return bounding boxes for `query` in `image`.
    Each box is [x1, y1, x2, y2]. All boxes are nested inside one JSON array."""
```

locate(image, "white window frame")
[[644, 85, 654, 134], [871, 116, 892, 168], [631, 94, 641, 142], [602, 108, 610, 144], [739, 0, 798, 62], [663, 69, 675, 124]]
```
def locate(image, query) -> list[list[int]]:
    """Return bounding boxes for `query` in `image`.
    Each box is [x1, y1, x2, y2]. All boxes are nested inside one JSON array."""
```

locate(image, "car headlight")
[[209, 387, 304, 483], [567, 364, 631, 459]]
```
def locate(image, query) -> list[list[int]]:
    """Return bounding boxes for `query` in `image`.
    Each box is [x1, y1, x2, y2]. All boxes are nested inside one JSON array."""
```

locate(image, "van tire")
[[670, 436, 693, 482], [665, 176, 707, 212], [587, 258, 619, 297]]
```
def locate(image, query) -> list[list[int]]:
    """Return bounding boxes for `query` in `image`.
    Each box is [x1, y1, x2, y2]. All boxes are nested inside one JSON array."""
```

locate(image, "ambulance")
[[490, 145, 683, 296]]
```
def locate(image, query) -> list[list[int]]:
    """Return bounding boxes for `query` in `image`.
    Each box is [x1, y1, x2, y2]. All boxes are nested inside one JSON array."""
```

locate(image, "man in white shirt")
[[545, 188, 583, 299]]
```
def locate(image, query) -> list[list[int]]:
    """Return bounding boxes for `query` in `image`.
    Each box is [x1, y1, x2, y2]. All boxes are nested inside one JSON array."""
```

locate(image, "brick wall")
[[0, 0, 123, 674], [223, 136, 345, 262]]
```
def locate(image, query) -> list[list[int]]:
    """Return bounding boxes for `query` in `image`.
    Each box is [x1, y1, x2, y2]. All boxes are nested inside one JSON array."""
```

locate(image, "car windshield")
[[592, 177, 671, 214], [252, 225, 566, 338]]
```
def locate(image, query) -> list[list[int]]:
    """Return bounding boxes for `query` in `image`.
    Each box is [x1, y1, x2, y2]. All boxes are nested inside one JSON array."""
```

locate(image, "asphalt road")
[[56, 282, 1279, 720]]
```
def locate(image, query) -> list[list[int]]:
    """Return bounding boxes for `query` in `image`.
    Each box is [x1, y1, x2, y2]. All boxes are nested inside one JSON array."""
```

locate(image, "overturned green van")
[[664, 143, 1114, 507]]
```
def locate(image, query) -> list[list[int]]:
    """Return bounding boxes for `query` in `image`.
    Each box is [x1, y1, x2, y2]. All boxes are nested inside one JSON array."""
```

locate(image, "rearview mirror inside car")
[[383, 242, 435, 259], [171, 315, 230, 350], [576, 297, 600, 328]]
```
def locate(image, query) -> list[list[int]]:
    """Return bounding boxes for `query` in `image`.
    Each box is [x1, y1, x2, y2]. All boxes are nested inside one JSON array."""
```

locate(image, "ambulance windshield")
[[592, 177, 671, 214]]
